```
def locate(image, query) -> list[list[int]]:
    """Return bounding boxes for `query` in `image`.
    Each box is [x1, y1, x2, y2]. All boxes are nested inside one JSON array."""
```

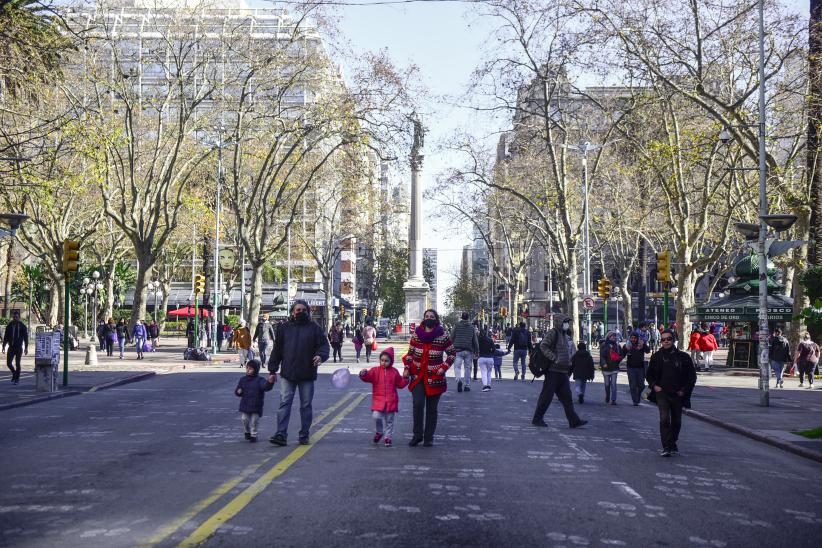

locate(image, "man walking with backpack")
[[531, 313, 588, 429], [507, 321, 533, 381], [450, 312, 478, 392]]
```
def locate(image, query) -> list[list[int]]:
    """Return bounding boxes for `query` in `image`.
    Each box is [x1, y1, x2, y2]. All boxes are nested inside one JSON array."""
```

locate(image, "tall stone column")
[[403, 112, 429, 331]]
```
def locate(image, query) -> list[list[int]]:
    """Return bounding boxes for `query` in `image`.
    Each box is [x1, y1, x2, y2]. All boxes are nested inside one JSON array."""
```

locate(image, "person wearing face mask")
[[267, 300, 330, 447], [600, 331, 623, 405], [531, 314, 588, 429], [402, 309, 456, 447]]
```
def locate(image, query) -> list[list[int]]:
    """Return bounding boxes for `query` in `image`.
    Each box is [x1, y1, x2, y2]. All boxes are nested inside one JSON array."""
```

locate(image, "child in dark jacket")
[[571, 342, 596, 404], [235, 359, 275, 442], [492, 344, 508, 380]]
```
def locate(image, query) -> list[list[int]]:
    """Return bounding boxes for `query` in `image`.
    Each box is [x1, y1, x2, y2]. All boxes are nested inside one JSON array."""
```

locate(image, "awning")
[[690, 293, 794, 322]]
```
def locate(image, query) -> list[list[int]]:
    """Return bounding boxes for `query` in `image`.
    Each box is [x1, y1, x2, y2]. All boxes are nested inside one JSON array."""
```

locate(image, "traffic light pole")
[[603, 298, 609, 334], [663, 283, 670, 328], [63, 273, 70, 386], [194, 295, 199, 348]]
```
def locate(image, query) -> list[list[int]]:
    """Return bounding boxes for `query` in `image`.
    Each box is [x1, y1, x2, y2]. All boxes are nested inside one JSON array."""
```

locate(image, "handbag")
[[371, 340, 378, 351], [609, 348, 621, 363]]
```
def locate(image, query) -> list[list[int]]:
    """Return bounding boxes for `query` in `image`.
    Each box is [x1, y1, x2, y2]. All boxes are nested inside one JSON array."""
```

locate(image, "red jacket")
[[698, 333, 718, 352], [402, 325, 456, 397], [359, 363, 409, 413], [688, 331, 702, 351]]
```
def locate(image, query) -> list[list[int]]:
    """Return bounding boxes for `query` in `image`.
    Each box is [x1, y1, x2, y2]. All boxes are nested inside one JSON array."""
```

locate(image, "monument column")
[[403, 112, 429, 331]]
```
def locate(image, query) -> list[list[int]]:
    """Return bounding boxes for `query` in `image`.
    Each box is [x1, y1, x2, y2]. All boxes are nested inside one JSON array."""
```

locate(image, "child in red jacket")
[[359, 347, 409, 447]]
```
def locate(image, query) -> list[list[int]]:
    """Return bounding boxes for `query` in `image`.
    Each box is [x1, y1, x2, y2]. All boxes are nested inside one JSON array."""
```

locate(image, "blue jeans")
[[513, 349, 528, 377], [276, 378, 315, 440], [602, 371, 619, 403], [118, 338, 126, 358], [134, 336, 145, 357], [770, 361, 785, 385], [627, 367, 645, 405], [574, 379, 588, 396], [452, 350, 473, 385]]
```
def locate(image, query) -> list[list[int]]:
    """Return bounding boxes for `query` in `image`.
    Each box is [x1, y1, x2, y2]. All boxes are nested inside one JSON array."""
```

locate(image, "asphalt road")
[[0, 369, 820, 548]]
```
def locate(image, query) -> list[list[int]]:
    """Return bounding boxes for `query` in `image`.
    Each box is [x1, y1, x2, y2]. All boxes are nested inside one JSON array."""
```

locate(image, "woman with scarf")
[[402, 309, 456, 447], [599, 331, 624, 405]]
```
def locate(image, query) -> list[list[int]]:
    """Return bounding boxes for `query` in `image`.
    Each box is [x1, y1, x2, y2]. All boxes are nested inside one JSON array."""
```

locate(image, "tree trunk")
[[620, 278, 633, 330], [809, 0, 822, 266], [105, 260, 115, 321], [131, 248, 154, 327], [324, 272, 333, 331], [789, 207, 812, 348], [247, 261, 264, 335], [676, 271, 698, 349], [160, 282, 171, 334], [2, 240, 13, 318], [48, 277, 60, 326]]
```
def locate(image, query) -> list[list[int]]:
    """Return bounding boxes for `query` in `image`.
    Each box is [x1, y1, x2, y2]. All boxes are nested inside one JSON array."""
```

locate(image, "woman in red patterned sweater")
[[402, 309, 456, 447]]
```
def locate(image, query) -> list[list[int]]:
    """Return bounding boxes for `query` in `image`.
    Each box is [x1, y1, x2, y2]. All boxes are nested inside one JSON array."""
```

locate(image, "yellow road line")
[[139, 390, 358, 548], [178, 392, 367, 547]]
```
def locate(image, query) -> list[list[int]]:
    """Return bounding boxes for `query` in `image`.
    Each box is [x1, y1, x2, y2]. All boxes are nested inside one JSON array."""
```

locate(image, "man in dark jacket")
[[253, 314, 276, 365], [2, 311, 29, 384], [267, 300, 330, 447], [507, 321, 533, 381], [450, 312, 478, 392], [769, 328, 791, 389], [532, 313, 587, 429], [646, 329, 697, 457], [625, 334, 650, 406]]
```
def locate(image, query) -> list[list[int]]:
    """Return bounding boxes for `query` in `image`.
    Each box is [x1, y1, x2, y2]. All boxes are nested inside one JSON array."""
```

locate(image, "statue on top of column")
[[409, 110, 425, 162]]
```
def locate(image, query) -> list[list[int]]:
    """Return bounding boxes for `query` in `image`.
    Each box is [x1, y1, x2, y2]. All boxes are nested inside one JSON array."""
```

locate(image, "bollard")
[[84, 344, 98, 366]]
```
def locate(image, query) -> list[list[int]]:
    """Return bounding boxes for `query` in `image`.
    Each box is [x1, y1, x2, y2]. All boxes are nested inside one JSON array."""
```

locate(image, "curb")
[[0, 390, 82, 411], [86, 371, 157, 392], [684, 408, 822, 465]]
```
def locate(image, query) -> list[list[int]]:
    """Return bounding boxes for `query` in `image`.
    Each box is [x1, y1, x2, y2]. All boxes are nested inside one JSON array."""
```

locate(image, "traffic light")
[[340, 305, 345, 317], [62, 240, 80, 273], [362, 308, 368, 317], [597, 278, 612, 299], [500, 306, 508, 317], [194, 274, 206, 294], [656, 249, 671, 283]]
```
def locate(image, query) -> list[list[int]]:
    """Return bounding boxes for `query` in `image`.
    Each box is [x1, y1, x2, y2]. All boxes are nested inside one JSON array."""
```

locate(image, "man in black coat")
[[2, 311, 28, 384], [267, 300, 330, 447], [646, 329, 697, 457]]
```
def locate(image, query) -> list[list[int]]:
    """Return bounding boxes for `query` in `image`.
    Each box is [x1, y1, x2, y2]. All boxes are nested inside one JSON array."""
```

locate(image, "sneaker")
[[799, 382, 804, 387], [384, 438, 392, 448], [269, 434, 287, 446], [482, 386, 490, 392], [457, 380, 463, 393], [422, 440, 434, 447], [570, 420, 588, 428], [531, 419, 548, 427], [671, 444, 679, 454], [249, 436, 257, 443], [408, 437, 423, 447], [660, 449, 672, 457], [610, 401, 617, 405], [244, 432, 252, 440], [373, 432, 383, 444], [464, 385, 471, 392], [298, 437, 309, 445]]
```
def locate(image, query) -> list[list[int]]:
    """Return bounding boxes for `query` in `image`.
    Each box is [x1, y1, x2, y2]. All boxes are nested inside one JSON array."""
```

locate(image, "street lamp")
[[89, 270, 102, 343], [560, 140, 618, 348], [148, 280, 162, 323]]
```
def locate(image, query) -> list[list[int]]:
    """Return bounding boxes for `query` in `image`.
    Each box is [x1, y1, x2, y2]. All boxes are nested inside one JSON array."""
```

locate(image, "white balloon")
[[331, 367, 350, 389]]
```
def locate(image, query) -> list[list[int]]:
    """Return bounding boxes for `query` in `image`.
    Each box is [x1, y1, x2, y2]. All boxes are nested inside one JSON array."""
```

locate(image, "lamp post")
[[89, 271, 102, 342], [561, 140, 618, 348]]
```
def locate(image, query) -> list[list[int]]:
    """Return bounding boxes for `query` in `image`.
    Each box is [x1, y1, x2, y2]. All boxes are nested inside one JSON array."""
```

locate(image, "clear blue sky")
[[249, 0, 811, 310]]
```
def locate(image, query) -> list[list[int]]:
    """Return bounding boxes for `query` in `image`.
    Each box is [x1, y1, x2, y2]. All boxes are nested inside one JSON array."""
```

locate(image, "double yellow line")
[[141, 390, 366, 548]]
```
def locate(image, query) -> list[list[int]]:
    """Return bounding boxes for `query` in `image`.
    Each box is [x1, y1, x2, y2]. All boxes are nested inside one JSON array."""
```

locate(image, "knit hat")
[[246, 359, 261, 374], [379, 347, 395, 366]]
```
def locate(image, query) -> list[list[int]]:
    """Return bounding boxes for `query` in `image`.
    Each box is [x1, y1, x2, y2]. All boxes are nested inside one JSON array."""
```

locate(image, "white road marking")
[[611, 481, 644, 503]]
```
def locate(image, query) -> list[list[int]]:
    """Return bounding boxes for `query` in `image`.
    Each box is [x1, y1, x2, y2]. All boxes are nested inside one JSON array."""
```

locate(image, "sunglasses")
[[660, 337, 673, 342]]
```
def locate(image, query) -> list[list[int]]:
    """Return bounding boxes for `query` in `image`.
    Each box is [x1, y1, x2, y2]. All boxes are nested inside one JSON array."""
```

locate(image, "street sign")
[[582, 296, 595, 311]]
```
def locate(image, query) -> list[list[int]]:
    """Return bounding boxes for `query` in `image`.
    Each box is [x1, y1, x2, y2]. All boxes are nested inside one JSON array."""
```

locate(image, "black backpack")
[[528, 329, 557, 378]]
